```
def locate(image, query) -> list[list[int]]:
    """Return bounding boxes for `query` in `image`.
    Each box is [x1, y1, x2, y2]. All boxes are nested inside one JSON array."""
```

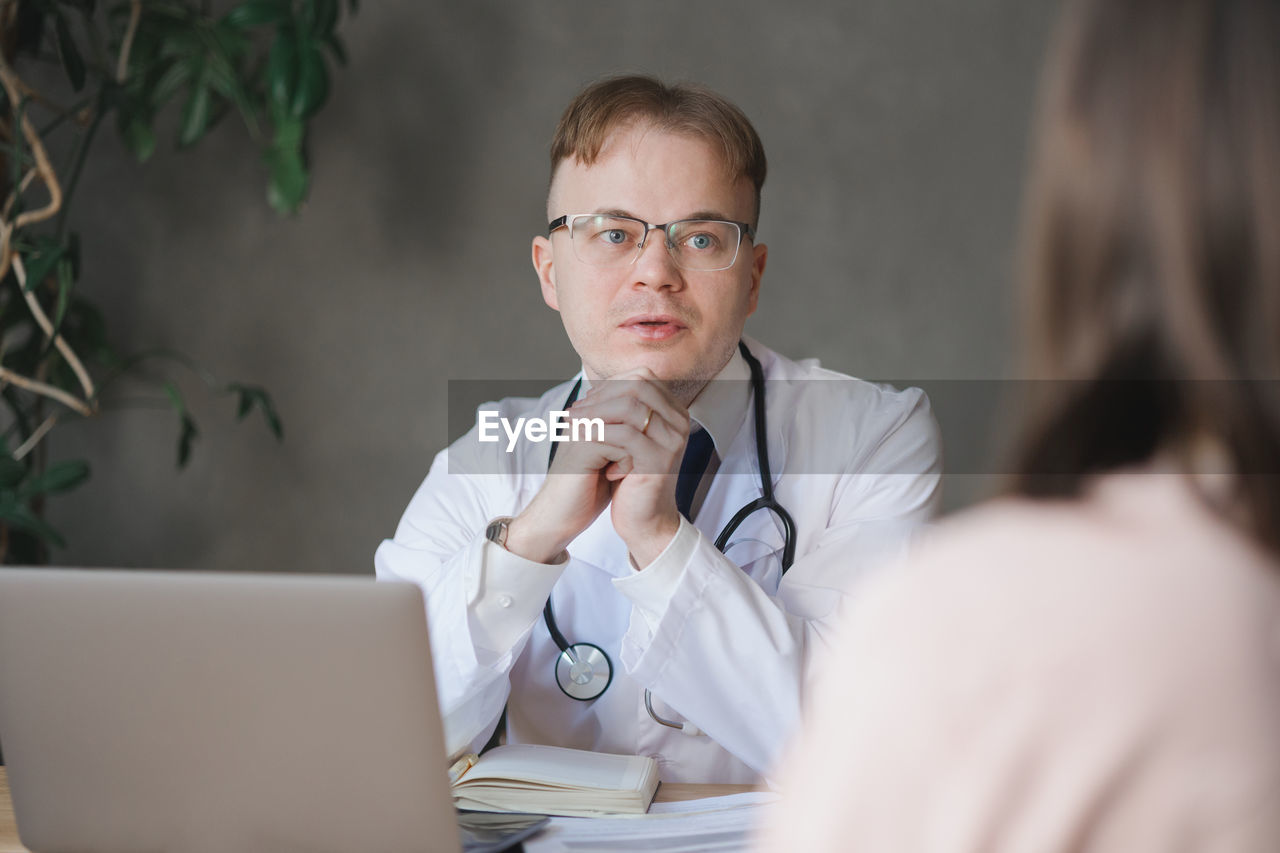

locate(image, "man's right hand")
[[503, 445, 619, 563], [502, 369, 688, 564]]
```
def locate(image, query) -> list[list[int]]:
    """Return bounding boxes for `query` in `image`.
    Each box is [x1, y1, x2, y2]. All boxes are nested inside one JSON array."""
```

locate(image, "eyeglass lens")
[[568, 215, 743, 271]]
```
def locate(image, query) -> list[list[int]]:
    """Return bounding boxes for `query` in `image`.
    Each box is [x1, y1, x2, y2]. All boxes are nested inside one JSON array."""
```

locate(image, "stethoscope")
[[543, 341, 797, 734]]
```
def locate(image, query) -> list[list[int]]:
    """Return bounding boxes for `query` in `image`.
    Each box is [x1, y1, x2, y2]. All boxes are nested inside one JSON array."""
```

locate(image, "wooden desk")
[[1, 769, 25, 853], [0, 766, 759, 851], [654, 781, 765, 802]]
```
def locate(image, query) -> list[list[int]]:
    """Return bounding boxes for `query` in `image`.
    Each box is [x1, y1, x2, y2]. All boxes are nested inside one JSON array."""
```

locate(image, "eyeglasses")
[[548, 214, 756, 272]]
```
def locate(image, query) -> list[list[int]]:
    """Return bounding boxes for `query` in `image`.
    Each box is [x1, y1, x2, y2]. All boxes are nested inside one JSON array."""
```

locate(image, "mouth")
[[620, 315, 687, 341]]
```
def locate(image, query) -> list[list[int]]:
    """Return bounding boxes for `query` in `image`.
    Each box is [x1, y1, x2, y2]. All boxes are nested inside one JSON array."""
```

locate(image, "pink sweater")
[[758, 473, 1280, 851]]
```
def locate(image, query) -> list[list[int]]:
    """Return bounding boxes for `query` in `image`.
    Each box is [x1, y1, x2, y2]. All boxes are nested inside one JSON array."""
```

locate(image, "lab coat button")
[[497, 594, 514, 608]]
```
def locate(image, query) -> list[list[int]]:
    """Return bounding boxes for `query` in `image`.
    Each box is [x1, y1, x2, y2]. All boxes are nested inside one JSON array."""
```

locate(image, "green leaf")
[[0, 503, 66, 548], [224, 0, 291, 29], [178, 72, 213, 147], [270, 102, 304, 149], [177, 414, 199, 467], [121, 115, 157, 161], [67, 232, 81, 281], [163, 382, 199, 468], [0, 456, 26, 489], [323, 33, 347, 66], [20, 460, 90, 498], [316, 0, 339, 35], [300, 0, 338, 37], [163, 380, 186, 414], [290, 41, 329, 118], [150, 59, 194, 109], [229, 383, 284, 439], [265, 145, 308, 214], [67, 298, 110, 364], [19, 238, 65, 292], [54, 12, 87, 92], [267, 28, 299, 112], [51, 257, 74, 338], [205, 47, 258, 132]]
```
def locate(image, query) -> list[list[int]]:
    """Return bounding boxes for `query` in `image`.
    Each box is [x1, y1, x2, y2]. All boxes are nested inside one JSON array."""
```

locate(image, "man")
[[376, 75, 941, 784]]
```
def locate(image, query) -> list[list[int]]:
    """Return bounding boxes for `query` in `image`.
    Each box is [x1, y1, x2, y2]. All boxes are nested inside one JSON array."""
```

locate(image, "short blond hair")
[[549, 74, 767, 224]]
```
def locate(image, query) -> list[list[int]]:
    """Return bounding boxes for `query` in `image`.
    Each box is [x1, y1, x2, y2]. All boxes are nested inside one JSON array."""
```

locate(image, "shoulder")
[[846, 478, 1280, 690], [747, 337, 939, 469]]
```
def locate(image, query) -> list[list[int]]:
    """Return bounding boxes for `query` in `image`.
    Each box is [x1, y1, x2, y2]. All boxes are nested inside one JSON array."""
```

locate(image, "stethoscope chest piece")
[[554, 642, 613, 701]]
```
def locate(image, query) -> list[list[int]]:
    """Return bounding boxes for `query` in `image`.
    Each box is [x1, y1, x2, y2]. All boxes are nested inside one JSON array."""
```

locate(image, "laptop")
[[0, 568, 542, 853]]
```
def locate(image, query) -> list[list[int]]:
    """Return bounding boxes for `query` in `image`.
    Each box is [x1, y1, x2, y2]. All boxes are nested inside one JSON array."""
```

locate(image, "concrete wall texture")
[[48, 1, 1059, 573]]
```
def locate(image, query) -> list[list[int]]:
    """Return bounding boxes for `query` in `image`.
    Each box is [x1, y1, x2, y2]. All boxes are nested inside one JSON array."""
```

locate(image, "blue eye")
[[687, 233, 715, 250], [604, 229, 628, 244]]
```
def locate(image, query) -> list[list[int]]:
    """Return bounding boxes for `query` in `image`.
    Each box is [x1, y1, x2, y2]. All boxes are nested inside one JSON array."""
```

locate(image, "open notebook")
[[452, 743, 659, 817]]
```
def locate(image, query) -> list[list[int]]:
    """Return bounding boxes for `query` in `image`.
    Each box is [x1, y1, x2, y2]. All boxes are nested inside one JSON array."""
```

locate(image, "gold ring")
[[640, 408, 653, 434]]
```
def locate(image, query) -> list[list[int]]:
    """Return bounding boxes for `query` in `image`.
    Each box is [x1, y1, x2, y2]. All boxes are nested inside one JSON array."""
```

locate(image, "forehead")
[[549, 124, 754, 220]]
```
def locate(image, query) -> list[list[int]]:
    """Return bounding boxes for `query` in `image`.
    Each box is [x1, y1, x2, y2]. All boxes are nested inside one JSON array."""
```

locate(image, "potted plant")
[[0, 0, 353, 563]]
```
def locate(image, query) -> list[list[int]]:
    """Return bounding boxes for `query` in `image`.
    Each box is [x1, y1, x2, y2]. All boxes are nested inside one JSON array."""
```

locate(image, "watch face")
[[486, 518, 508, 546]]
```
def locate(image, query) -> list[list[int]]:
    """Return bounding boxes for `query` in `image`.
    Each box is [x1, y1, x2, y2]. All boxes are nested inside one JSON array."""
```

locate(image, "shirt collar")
[[688, 347, 751, 457], [574, 346, 752, 457]]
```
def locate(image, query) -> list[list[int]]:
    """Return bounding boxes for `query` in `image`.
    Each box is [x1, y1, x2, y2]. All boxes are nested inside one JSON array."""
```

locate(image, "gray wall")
[[48, 1, 1058, 573]]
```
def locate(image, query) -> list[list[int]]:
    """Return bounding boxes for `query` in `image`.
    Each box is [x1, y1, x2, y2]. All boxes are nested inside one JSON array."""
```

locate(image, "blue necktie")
[[675, 427, 715, 521]]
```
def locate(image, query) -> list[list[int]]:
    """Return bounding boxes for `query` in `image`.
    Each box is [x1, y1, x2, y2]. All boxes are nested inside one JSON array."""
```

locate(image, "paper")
[[523, 793, 778, 853]]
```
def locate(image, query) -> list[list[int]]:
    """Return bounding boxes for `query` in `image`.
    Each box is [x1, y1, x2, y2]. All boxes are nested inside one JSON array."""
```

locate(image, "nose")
[[632, 225, 684, 291]]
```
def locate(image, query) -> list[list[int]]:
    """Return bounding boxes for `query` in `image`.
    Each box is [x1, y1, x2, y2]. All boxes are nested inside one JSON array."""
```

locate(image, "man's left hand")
[[566, 367, 689, 567]]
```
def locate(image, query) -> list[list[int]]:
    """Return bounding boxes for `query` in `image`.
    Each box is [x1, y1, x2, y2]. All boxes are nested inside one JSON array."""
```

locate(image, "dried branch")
[[0, 368, 93, 417], [1, 167, 35, 222], [13, 412, 59, 460], [9, 252, 96, 403], [0, 55, 63, 231], [116, 0, 143, 84]]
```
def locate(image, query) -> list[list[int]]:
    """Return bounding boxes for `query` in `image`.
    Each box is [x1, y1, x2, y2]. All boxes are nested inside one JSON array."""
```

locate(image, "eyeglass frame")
[[547, 213, 757, 272]]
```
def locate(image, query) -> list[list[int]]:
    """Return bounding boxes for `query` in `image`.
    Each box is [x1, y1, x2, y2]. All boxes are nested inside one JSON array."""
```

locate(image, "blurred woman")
[[757, 0, 1280, 849]]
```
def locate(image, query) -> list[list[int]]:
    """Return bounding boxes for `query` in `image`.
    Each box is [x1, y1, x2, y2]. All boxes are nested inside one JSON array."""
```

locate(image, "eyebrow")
[[591, 208, 738, 222]]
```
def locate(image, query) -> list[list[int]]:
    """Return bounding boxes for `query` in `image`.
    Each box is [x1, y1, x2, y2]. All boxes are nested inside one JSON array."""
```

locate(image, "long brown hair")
[[1009, 0, 1280, 555]]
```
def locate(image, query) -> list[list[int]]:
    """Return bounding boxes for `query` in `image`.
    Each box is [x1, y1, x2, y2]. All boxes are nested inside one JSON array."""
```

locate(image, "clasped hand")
[[504, 367, 689, 568]]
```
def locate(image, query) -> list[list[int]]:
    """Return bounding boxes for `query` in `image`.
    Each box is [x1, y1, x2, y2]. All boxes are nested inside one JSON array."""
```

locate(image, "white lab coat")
[[375, 338, 942, 783]]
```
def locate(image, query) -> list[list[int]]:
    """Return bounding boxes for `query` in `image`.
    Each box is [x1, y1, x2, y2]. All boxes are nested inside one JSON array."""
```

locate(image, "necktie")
[[675, 427, 715, 521]]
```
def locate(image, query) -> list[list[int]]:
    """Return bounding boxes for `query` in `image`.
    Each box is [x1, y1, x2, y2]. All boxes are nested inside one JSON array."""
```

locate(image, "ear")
[[746, 242, 767, 316], [532, 235, 559, 311]]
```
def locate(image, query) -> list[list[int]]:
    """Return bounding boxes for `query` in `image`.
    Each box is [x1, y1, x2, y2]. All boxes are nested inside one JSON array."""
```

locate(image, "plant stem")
[[53, 92, 103, 243], [0, 366, 92, 416]]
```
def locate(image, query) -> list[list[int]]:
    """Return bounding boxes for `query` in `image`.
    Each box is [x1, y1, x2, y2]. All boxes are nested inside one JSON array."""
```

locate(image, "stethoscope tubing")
[[542, 341, 796, 719]]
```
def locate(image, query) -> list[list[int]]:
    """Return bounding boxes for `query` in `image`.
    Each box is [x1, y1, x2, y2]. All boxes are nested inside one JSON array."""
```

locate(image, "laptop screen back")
[[0, 568, 461, 853]]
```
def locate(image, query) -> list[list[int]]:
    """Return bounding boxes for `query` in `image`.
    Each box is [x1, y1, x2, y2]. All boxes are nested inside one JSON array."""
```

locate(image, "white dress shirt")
[[375, 337, 942, 783]]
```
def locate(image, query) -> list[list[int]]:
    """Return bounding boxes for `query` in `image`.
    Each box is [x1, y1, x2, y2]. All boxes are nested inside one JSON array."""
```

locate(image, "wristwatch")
[[485, 517, 513, 549]]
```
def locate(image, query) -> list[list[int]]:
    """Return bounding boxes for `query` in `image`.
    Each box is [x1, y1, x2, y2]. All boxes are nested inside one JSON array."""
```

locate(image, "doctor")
[[375, 74, 941, 783]]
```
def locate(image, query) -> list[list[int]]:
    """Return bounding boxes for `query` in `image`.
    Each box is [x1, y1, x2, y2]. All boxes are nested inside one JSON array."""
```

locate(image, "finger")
[[572, 383, 688, 439], [549, 433, 629, 475], [594, 421, 683, 476], [580, 369, 683, 415]]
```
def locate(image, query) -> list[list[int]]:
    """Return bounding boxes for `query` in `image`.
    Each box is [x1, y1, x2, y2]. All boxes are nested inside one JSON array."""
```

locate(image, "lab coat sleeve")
[[612, 387, 943, 776], [374, 448, 566, 758]]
